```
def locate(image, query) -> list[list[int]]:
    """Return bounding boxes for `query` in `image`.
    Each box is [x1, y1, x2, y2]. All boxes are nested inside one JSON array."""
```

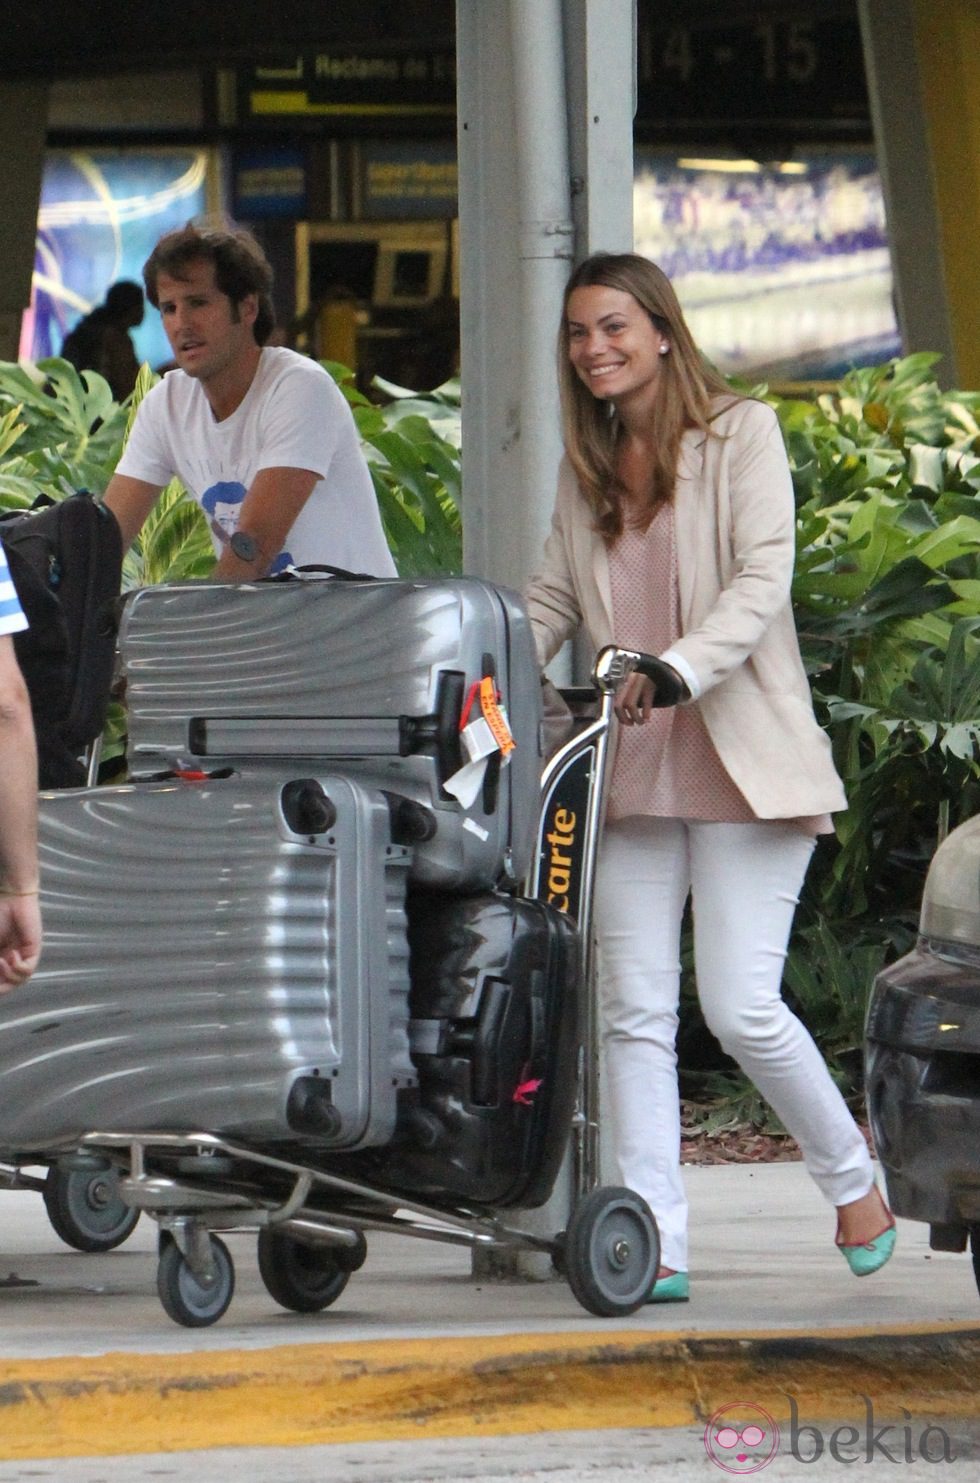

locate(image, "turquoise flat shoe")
[[647, 1270, 689, 1303], [836, 1221, 896, 1277]]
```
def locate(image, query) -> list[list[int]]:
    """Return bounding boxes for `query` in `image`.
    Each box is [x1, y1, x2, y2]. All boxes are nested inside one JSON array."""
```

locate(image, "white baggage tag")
[[461, 715, 498, 764], [443, 756, 488, 809]]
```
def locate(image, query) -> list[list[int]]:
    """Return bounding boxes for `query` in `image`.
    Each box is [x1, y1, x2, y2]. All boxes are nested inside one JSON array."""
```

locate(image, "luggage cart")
[[69, 646, 667, 1327]]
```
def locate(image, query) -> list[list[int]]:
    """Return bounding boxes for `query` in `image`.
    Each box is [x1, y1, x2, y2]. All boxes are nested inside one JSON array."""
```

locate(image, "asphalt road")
[[0, 1424, 978, 1483]]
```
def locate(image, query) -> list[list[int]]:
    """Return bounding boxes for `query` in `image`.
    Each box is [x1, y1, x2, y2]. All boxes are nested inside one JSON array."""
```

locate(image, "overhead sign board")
[[241, 50, 455, 125], [635, 12, 868, 132], [361, 142, 457, 219], [233, 147, 308, 218]]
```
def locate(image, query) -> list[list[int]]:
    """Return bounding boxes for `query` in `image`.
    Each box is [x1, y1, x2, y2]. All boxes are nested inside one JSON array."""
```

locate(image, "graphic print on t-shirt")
[[201, 479, 293, 573], [202, 480, 245, 539]]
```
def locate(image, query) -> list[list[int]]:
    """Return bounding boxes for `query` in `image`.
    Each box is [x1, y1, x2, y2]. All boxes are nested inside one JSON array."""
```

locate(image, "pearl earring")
[[659, 343, 670, 356]]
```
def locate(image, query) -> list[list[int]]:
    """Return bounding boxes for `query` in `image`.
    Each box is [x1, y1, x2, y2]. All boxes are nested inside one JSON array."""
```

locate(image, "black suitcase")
[[118, 575, 543, 892], [344, 889, 581, 1210], [0, 491, 123, 787]]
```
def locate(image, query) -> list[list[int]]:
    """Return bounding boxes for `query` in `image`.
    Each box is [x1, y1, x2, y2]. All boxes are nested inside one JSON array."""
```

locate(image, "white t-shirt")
[[116, 346, 397, 577]]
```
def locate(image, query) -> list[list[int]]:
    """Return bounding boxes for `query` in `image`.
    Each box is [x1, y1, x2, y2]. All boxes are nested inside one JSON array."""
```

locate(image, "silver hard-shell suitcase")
[[118, 576, 543, 892], [0, 771, 414, 1154], [15, 645, 665, 1328]]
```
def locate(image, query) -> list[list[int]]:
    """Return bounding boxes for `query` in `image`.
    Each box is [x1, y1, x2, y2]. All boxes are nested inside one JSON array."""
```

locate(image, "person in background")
[[524, 252, 894, 1303], [103, 222, 396, 581], [61, 280, 145, 402], [0, 544, 41, 989]]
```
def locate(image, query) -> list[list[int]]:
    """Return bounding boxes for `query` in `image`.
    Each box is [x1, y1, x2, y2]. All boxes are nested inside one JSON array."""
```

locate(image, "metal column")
[[456, 0, 635, 1275]]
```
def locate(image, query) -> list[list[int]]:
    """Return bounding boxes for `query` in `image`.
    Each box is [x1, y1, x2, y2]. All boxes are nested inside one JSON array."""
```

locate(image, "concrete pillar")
[[858, 0, 961, 385], [456, 0, 635, 1281], [563, 0, 636, 256], [0, 83, 49, 361], [455, 0, 571, 609], [910, 0, 980, 389], [456, 0, 635, 600]]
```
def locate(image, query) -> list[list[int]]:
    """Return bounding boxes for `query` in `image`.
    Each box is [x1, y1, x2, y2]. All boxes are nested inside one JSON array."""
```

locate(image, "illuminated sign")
[[242, 51, 455, 124], [233, 148, 308, 219], [362, 143, 457, 219]]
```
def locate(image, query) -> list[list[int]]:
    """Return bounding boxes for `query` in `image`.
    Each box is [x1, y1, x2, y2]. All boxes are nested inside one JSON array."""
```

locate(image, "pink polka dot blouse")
[[607, 501, 831, 835]]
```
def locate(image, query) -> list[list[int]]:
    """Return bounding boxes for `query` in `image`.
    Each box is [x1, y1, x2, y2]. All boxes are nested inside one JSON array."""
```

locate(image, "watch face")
[[230, 530, 259, 562]]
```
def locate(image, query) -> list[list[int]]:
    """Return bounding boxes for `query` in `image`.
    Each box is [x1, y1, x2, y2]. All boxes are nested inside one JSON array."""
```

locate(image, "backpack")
[[0, 492, 124, 788]]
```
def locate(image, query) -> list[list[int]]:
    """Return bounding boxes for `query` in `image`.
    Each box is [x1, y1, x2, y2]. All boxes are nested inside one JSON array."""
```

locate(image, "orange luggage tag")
[[445, 677, 516, 807]]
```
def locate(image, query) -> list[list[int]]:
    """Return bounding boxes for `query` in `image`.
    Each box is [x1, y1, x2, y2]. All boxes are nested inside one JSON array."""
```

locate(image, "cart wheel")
[[157, 1235, 235, 1328], [43, 1165, 140, 1253], [256, 1228, 357, 1313], [970, 1226, 980, 1301], [564, 1185, 659, 1317]]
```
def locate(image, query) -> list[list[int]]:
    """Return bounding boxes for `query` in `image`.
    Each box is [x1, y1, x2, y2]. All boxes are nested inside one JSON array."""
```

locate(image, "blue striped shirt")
[[0, 545, 27, 636]]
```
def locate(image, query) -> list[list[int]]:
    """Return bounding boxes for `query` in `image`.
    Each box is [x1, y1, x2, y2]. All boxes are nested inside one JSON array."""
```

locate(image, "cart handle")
[[592, 645, 689, 707]]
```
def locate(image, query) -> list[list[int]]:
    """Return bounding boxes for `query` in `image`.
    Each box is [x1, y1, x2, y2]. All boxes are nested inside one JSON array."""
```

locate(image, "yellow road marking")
[[0, 1326, 977, 1461]]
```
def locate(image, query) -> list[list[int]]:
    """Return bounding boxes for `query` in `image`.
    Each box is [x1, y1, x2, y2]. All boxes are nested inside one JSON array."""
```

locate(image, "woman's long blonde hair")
[[558, 253, 736, 539]]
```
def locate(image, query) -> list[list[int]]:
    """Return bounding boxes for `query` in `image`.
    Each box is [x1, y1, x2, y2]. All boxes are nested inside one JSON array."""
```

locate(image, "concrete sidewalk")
[[0, 1161, 977, 1459]]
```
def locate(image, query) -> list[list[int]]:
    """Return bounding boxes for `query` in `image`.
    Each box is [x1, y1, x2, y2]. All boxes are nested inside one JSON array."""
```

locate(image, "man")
[[0, 545, 41, 990], [103, 224, 396, 581], [61, 279, 144, 402]]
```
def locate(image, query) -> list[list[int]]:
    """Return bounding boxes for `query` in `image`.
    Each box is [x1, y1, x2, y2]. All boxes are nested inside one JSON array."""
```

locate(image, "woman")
[[525, 253, 894, 1302]]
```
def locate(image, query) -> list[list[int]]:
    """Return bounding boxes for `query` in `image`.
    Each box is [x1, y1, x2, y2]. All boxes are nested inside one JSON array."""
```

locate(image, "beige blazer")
[[525, 397, 847, 818]]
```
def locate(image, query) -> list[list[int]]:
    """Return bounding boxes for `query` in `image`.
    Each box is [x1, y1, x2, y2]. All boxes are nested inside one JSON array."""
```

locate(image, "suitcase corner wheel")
[[256, 1227, 367, 1314], [555, 1185, 660, 1317]]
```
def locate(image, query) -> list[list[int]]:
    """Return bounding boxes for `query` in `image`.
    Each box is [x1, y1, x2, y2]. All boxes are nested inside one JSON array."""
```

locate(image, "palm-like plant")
[[325, 364, 462, 576], [0, 357, 131, 503], [776, 359, 980, 930]]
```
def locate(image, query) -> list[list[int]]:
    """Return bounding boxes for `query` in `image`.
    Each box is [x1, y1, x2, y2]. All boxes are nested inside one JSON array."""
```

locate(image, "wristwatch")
[[229, 529, 259, 562]]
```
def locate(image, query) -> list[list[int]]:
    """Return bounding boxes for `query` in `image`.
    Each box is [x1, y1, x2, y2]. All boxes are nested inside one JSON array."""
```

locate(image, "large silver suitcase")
[[0, 772, 415, 1154], [118, 576, 543, 892]]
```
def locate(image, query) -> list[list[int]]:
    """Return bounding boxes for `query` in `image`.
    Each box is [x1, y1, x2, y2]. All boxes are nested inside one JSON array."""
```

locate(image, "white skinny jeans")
[[594, 816, 874, 1272]]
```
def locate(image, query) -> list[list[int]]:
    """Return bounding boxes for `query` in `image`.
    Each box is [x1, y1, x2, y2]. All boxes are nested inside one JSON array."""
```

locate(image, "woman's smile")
[[566, 283, 669, 408]]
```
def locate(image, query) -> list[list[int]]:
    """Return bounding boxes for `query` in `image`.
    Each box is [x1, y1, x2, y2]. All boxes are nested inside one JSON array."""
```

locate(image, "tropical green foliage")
[[777, 355, 980, 930], [688, 355, 980, 1124], [0, 357, 131, 504], [118, 365, 217, 590], [325, 364, 462, 576]]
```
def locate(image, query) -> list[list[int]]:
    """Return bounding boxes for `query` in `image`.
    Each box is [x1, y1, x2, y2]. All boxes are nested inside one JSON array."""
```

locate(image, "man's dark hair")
[[143, 223, 276, 345]]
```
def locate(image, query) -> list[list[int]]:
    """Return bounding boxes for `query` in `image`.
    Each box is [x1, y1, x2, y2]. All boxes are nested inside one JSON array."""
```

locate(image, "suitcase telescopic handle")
[[448, 979, 517, 1108]]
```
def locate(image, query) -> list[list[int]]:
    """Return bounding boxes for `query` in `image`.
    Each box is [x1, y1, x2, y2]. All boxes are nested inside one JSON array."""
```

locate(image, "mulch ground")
[[679, 1104, 874, 1165]]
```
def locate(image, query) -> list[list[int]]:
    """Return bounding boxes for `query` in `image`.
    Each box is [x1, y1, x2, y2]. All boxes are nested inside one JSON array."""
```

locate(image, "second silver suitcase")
[[118, 576, 543, 892], [0, 772, 415, 1155]]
